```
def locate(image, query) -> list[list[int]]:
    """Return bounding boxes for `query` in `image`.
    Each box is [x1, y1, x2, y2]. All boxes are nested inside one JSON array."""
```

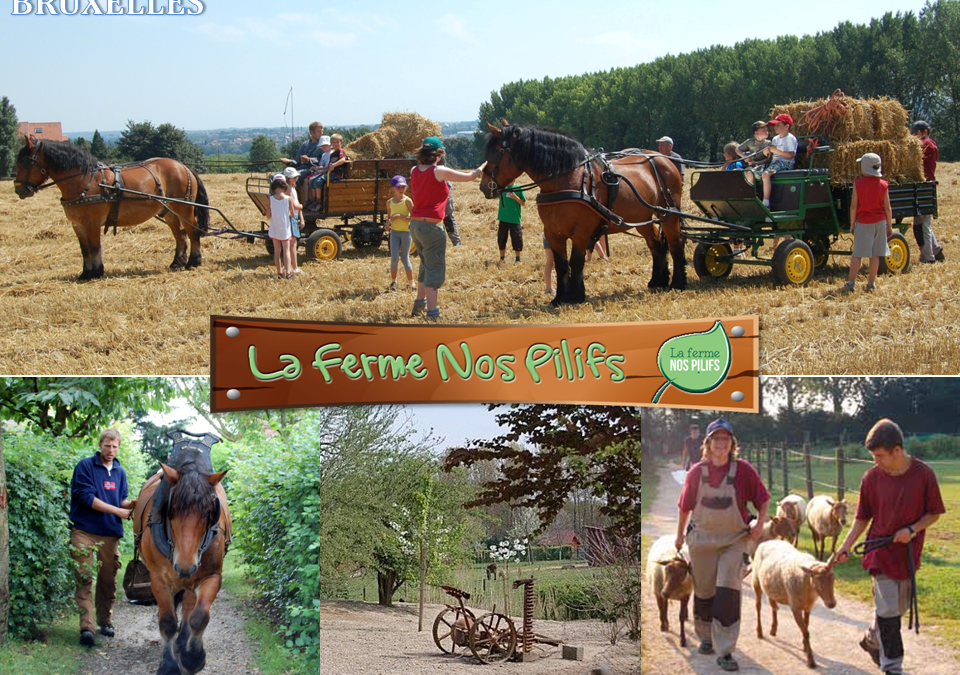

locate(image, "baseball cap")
[[751, 120, 768, 133], [390, 175, 407, 188], [319, 135, 331, 146], [857, 153, 883, 177], [768, 113, 794, 127], [271, 173, 285, 183], [656, 136, 673, 145], [282, 167, 299, 180], [422, 136, 445, 151], [705, 418, 734, 438], [910, 120, 930, 134]]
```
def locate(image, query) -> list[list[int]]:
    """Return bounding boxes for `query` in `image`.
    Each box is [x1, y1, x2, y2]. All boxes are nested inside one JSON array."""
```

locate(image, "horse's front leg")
[[552, 249, 570, 307], [151, 582, 181, 675], [177, 575, 221, 675], [71, 222, 104, 280], [645, 232, 670, 290], [567, 246, 587, 303], [665, 217, 687, 290], [174, 205, 203, 269]]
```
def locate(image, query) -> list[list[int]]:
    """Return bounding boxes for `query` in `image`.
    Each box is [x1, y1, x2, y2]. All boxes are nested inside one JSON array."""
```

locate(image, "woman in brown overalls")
[[675, 419, 770, 672]]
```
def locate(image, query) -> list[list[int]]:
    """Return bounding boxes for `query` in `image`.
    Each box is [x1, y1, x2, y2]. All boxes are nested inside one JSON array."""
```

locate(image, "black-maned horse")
[[480, 123, 686, 304], [14, 137, 209, 280]]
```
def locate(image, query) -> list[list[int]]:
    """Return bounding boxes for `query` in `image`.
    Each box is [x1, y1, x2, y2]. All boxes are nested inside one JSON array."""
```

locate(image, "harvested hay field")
[[0, 167, 958, 375]]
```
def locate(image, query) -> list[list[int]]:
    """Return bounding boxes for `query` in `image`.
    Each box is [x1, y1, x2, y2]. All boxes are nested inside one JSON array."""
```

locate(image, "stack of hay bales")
[[346, 112, 441, 160], [770, 93, 923, 184]]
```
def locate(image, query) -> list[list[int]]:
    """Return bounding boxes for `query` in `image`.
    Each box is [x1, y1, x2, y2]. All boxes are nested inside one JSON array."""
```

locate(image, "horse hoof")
[[186, 255, 202, 269], [179, 650, 206, 675]]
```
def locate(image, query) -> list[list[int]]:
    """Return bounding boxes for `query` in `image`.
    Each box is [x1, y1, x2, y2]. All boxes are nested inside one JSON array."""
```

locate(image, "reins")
[[852, 536, 920, 633]]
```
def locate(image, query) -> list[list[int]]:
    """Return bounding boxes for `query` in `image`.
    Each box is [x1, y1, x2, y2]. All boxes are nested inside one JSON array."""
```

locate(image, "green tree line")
[[478, 0, 960, 162]]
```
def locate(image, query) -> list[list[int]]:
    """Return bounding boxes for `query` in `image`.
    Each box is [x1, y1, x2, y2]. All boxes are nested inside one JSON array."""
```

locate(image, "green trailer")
[[688, 164, 937, 286]]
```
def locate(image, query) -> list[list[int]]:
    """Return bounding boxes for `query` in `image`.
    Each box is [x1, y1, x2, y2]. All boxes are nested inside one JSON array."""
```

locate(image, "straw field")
[[0, 165, 958, 375]]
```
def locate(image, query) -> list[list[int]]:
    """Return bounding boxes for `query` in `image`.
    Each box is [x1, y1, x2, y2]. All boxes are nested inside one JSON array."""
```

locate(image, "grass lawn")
[[758, 456, 960, 652]]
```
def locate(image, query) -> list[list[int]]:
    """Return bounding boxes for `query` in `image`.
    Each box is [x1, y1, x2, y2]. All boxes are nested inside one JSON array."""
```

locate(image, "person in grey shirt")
[[657, 135, 684, 183]]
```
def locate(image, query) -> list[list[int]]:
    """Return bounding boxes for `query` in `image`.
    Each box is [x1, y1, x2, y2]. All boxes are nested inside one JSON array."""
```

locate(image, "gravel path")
[[643, 464, 960, 675], [78, 587, 638, 675], [78, 588, 256, 675]]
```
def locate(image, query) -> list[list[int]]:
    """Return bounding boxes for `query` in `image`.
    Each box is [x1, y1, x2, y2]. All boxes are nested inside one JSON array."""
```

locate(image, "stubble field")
[[1, 164, 957, 375]]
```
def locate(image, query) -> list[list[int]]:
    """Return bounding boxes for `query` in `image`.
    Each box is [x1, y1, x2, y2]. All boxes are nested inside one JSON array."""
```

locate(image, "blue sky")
[[2, 0, 930, 134]]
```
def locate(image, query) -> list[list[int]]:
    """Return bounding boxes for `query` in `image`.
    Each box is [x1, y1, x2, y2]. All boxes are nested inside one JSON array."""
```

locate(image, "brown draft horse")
[[13, 137, 209, 280], [480, 123, 686, 304], [135, 453, 230, 675]]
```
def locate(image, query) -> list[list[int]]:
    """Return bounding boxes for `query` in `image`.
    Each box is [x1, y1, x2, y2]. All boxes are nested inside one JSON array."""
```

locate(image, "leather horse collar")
[[146, 430, 223, 566]]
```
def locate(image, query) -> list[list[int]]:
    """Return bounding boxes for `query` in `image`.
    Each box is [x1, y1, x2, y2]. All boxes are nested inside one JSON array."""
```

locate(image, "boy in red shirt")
[[842, 153, 893, 293], [836, 419, 945, 675], [911, 121, 944, 263]]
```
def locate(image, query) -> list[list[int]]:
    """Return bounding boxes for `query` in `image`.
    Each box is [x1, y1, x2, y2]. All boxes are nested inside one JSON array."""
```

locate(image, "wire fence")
[[739, 432, 960, 502]]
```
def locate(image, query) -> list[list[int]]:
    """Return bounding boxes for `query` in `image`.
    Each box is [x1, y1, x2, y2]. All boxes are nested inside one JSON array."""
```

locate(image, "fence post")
[[804, 431, 814, 499], [755, 440, 762, 478], [837, 431, 845, 502], [766, 440, 774, 495], [782, 444, 789, 496]]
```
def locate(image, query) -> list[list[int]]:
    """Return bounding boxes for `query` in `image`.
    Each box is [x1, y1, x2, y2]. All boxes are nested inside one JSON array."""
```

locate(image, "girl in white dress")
[[266, 176, 295, 278]]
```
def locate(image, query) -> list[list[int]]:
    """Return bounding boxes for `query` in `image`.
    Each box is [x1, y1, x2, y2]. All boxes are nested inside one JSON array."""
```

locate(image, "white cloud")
[[308, 30, 357, 47], [436, 14, 476, 44]]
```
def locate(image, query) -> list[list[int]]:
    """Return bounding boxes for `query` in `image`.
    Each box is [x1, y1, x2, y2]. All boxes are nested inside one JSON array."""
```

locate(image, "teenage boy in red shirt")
[[836, 418, 945, 675]]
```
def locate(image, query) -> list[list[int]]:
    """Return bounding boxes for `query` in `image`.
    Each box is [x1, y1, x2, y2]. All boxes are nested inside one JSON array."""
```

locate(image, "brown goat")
[[646, 535, 694, 647]]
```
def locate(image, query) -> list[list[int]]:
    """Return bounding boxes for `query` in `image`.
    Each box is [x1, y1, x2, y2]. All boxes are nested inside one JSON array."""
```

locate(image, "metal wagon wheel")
[[692, 242, 734, 279], [433, 606, 475, 655], [468, 611, 517, 664], [879, 232, 911, 275]]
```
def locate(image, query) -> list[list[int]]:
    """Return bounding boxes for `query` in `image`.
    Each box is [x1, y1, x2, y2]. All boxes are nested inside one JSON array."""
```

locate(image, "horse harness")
[[61, 160, 181, 236], [136, 430, 228, 566]]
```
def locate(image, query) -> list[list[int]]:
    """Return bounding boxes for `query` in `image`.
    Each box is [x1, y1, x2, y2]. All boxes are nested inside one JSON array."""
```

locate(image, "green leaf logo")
[[653, 321, 732, 403]]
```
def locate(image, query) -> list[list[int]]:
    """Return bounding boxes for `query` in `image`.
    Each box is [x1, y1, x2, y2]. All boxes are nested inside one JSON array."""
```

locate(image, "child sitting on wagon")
[[735, 121, 772, 179], [760, 114, 798, 209], [304, 135, 332, 211], [841, 153, 893, 293]]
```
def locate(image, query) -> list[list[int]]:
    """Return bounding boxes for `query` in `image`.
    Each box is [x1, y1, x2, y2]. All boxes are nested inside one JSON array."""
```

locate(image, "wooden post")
[[782, 444, 789, 496], [766, 440, 774, 495], [837, 431, 845, 502], [804, 432, 814, 500]]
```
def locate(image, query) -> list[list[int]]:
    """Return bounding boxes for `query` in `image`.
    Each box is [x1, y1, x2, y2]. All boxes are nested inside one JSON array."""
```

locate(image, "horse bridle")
[[482, 129, 513, 195], [14, 140, 48, 194]]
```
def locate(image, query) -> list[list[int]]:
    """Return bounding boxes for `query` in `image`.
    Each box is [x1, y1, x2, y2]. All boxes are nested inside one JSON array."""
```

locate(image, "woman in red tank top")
[[408, 136, 486, 320]]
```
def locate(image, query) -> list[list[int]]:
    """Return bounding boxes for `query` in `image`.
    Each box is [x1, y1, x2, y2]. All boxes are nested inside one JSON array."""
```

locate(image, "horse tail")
[[191, 168, 210, 233]]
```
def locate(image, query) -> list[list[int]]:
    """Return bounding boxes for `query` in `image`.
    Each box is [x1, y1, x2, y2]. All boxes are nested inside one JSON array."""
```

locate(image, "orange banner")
[[209, 315, 759, 412]]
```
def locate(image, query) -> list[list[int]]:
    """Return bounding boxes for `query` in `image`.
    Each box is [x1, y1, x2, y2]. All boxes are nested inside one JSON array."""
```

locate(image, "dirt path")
[[643, 464, 959, 675], [78, 589, 638, 675], [79, 588, 256, 675]]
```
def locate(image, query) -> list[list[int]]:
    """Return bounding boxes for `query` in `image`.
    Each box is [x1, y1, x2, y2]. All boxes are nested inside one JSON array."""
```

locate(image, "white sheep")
[[806, 495, 848, 561], [752, 539, 838, 669], [776, 494, 807, 546], [645, 534, 693, 647], [748, 515, 798, 558]]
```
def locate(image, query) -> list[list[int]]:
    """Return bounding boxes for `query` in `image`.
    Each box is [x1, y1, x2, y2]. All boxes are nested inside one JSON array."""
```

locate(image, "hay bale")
[[824, 136, 924, 185], [771, 92, 910, 142], [345, 112, 442, 160]]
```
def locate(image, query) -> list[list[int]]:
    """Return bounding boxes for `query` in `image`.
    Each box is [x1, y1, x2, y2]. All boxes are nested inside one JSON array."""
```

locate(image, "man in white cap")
[[910, 121, 944, 263], [657, 135, 685, 183]]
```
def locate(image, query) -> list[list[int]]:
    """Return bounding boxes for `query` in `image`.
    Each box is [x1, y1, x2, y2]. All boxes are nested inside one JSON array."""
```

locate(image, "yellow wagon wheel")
[[878, 232, 911, 275], [692, 242, 734, 279], [305, 229, 342, 261], [773, 239, 815, 286]]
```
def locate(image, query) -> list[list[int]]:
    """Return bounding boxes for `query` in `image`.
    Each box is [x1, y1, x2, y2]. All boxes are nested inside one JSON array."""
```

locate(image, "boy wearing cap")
[[736, 121, 772, 178], [305, 135, 332, 210], [842, 153, 893, 292], [760, 114, 797, 209], [911, 121, 944, 263], [835, 418, 945, 675], [676, 418, 769, 672], [657, 136, 685, 183]]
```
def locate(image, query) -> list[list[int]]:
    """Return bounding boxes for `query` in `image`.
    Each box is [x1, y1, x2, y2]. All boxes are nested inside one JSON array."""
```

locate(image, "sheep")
[[806, 495, 848, 561], [752, 539, 837, 669], [748, 515, 799, 558], [645, 534, 693, 647], [776, 494, 808, 546]]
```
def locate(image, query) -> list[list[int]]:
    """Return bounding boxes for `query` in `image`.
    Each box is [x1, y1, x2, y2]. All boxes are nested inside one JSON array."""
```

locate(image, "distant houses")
[[17, 122, 68, 142]]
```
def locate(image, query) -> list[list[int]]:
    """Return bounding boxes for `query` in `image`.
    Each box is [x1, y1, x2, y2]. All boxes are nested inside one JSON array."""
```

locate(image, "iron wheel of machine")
[[772, 239, 815, 286], [805, 237, 831, 269], [468, 612, 517, 664], [692, 242, 734, 279], [305, 229, 342, 261], [878, 232, 911, 274], [433, 607, 473, 655]]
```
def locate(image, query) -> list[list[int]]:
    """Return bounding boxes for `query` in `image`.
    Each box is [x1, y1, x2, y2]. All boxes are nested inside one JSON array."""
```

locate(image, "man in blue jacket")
[[70, 428, 136, 647]]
